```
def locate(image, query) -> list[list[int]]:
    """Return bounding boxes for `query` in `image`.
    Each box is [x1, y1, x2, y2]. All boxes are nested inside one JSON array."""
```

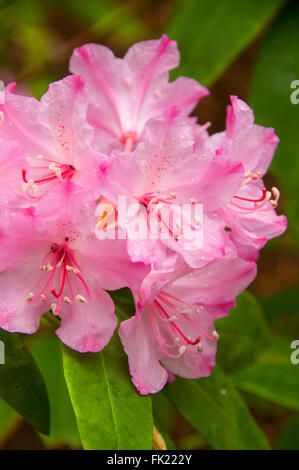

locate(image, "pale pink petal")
[[169, 257, 257, 306], [56, 283, 117, 353], [119, 313, 169, 395], [165, 213, 226, 269], [220, 205, 287, 253], [151, 76, 209, 122], [133, 115, 197, 194], [124, 35, 206, 135], [0, 246, 49, 333], [70, 35, 208, 140], [224, 96, 279, 175], [69, 43, 130, 138], [160, 308, 217, 379], [0, 139, 27, 205], [173, 157, 244, 212], [119, 302, 222, 393], [218, 177, 287, 253], [137, 251, 187, 306], [39, 75, 88, 164], [0, 84, 56, 159], [78, 237, 150, 292], [38, 75, 105, 196]]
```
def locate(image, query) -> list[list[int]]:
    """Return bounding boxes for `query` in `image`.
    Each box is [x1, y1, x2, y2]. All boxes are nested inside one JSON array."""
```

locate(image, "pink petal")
[[0, 246, 49, 334], [174, 157, 244, 212], [151, 76, 209, 122], [70, 35, 207, 140], [78, 237, 151, 292], [169, 257, 257, 307], [224, 96, 279, 175], [160, 308, 217, 379], [119, 313, 168, 395], [56, 283, 117, 353], [0, 84, 56, 159], [0, 139, 26, 205], [39, 75, 88, 164], [69, 42, 130, 139]]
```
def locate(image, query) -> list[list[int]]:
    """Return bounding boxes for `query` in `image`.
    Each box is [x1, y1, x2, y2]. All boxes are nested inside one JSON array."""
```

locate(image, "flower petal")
[[169, 257, 257, 307], [0, 84, 56, 159], [224, 95, 279, 175], [70, 35, 207, 140], [0, 246, 49, 334], [119, 313, 168, 395], [56, 282, 117, 353]]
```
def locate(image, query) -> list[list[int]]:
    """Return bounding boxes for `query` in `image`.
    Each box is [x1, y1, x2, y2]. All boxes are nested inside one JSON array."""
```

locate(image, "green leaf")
[[233, 335, 299, 411], [278, 413, 299, 450], [164, 366, 270, 450], [0, 329, 50, 435], [0, 398, 18, 444], [108, 288, 135, 320], [31, 335, 81, 447], [62, 330, 153, 450], [167, 0, 286, 86], [216, 291, 271, 373], [250, 1, 299, 249]]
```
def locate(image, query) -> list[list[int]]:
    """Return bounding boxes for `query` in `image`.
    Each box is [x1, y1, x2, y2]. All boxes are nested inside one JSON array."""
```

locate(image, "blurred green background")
[[0, 0, 298, 450]]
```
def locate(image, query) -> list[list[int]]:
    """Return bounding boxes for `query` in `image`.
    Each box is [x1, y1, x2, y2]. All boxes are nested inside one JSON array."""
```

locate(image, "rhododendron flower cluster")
[[0, 35, 286, 394]]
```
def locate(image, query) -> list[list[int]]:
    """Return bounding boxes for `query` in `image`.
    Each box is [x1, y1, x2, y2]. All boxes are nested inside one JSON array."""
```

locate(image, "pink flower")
[[119, 257, 257, 394], [69, 35, 208, 151], [100, 113, 243, 269], [0, 182, 149, 352], [0, 138, 27, 206], [209, 96, 287, 259], [0, 76, 105, 200]]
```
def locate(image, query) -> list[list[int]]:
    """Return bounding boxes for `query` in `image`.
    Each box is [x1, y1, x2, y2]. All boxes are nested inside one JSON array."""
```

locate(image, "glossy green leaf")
[[233, 335, 299, 411], [167, 0, 286, 85], [165, 366, 270, 450], [31, 335, 81, 447], [216, 291, 271, 373], [0, 329, 50, 435], [62, 329, 153, 450], [250, 1, 299, 249]]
